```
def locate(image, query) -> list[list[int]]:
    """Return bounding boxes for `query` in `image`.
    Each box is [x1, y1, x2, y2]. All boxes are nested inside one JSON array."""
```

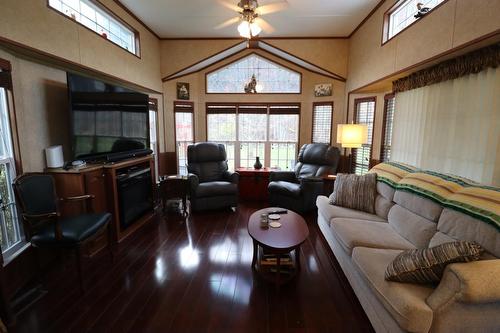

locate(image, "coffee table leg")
[[296, 247, 301, 271], [252, 240, 258, 271]]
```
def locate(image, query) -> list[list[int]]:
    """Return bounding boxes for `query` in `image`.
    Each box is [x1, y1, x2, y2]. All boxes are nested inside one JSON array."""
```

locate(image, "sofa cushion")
[[388, 205, 437, 248], [268, 181, 301, 197], [377, 181, 395, 201], [393, 190, 443, 222], [428, 231, 456, 247], [329, 173, 377, 214], [437, 208, 500, 258], [330, 218, 415, 255], [316, 196, 386, 227], [352, 247, 434, 333], [385, 241, 483, 284], [374, 195, 394, 220], [195, 181, 237, 198]]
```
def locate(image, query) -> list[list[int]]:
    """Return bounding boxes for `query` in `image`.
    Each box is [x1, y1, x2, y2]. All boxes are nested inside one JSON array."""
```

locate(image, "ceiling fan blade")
[[256, 2, 289, 15], [255, 17, 275, 33], [214, 16, 241, 29], [217, 0, 241, 12]]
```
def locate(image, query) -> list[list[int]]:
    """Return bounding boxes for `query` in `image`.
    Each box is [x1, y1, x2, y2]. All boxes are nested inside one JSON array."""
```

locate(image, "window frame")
[[352, 97, 376, 175], [311, 101, 334, 144], [46, 0, 141, 57], [148, 98, 160, 181], [174, 101, 195, 175], [0, 58, 25, 261], [382, 0, 450, 45], [205, 52, 303, 95], [205, 102, 301, 170], [380, 93, 395, 163]]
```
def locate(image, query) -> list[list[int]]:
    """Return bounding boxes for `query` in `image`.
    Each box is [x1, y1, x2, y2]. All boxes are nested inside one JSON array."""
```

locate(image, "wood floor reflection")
[[14, 202, 373, 333]]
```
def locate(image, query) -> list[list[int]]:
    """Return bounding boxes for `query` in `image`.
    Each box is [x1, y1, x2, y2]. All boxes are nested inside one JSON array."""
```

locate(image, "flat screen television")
[[67, 73, 151, 162]]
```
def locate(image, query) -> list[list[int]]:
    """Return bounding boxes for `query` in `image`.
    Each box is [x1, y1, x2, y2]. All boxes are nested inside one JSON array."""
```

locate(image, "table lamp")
[[336, 124, 368, 148]]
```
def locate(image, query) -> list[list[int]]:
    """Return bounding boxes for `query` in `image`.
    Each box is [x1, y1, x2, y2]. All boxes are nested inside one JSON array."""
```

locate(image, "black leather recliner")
[[268, 143, 340, 213], [187, 142, 239, 212]]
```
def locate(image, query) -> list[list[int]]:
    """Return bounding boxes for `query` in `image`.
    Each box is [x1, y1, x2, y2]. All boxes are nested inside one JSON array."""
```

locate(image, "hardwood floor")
[[14, 202, 374, 333]]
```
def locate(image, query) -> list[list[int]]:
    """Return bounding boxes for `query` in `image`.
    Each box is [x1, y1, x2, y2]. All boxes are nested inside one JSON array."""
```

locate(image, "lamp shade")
[[336, 124, 368, 148]]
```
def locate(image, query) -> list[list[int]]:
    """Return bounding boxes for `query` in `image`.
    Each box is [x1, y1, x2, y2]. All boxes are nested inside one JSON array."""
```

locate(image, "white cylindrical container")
[[45, 145, 64, 168]]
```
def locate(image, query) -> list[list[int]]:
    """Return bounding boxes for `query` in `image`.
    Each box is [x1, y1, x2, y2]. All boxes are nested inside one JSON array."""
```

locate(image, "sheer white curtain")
[[391, 67, 499, 185]]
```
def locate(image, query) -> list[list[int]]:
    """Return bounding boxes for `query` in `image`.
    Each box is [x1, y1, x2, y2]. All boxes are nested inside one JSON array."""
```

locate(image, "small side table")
[[159, 175, 189, 216], [322, 174, 337, 196], [236, 167, 278, 201]]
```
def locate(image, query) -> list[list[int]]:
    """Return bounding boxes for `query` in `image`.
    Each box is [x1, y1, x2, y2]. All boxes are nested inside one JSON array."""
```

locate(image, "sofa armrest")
[[269, 171, 296, 182], [223, 171, 239, 184], [187, 173, 199, 194], [427, 260, 500, 308]]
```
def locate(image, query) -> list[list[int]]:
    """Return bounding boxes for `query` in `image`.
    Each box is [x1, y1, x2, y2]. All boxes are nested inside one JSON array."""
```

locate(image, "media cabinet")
[[47, 155, 156, 246]]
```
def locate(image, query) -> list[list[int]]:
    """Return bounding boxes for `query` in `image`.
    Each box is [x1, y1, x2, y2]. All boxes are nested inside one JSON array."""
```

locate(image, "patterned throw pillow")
[[329, 173, 377, 214], [385, 241, 483, 284]]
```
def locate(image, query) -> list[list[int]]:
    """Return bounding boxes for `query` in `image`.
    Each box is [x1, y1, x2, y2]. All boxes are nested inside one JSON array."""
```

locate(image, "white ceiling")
[[119, 0, 380, 38]]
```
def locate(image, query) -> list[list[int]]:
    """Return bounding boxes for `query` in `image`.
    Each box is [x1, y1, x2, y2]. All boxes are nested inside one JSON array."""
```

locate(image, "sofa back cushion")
[[437, 208, 500, 258], [294, 144, 340, 178], [388, 205, 437, 248], [187, 143, 228, 182], [393, 190, 443, 222]]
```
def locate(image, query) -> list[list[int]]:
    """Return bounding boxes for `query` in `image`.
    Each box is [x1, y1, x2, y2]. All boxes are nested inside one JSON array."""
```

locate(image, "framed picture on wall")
[[176, 82, 190, 100], [314, 83, 332, 97]]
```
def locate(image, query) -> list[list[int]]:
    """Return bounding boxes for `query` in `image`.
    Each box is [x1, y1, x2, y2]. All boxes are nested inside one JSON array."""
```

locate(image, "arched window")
[[206, 54, 301, 94]]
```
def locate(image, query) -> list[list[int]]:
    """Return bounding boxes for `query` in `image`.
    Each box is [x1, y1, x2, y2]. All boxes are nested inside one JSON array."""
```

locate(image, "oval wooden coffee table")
[[248, 207, 309, 286]]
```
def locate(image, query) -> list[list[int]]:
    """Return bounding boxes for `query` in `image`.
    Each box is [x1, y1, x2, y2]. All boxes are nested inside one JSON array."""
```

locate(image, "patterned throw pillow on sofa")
[[329, 173, 377, 214], [385, 241, 483, 284]]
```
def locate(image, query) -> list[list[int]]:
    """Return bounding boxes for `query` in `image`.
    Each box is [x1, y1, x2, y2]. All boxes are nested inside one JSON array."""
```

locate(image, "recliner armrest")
[[187, 173, 199, 194], [269, 171, 297, 182], [223, 171, 239, 184], [427, 259, 500, 307]]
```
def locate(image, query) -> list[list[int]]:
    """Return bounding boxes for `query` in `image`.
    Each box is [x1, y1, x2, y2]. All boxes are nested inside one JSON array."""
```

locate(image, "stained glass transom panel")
[[206, 54, 301, 93]]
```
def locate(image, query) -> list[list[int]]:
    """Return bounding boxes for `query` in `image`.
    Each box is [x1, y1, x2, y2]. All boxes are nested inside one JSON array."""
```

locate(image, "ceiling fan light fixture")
[[250, 21, 261, 36], [237, 21, 251, 38]]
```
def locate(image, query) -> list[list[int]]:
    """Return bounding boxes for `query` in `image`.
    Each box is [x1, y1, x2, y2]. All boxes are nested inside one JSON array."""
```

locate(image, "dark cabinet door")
[[84, 169, 108, 213]]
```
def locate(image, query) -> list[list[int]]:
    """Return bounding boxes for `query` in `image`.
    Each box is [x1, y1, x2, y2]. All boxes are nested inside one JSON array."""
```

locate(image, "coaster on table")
[[268, 214, 281, 220], [269, 221, 281, 228]]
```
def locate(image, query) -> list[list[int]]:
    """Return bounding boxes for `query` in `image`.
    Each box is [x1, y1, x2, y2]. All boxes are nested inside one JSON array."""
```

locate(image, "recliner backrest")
[[187, 142, 229, 183], [294, 144, 340, 178]]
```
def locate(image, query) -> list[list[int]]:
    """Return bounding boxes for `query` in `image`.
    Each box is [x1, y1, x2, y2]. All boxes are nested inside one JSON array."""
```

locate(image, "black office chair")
[[268, 143, 340, 213], [13, 173, 113, 292]]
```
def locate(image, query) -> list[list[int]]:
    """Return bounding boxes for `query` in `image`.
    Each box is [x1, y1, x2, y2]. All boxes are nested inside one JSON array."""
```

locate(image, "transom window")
[[206, 103, 300, 170], [384, 0, 445, 42], [353, 98, 376, 175], [48, 0, 138, 55], [206, 54, 301, 94]]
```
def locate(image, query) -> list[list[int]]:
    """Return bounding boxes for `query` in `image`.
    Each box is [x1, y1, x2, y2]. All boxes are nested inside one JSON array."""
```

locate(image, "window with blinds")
[[174, 101, 194, 175], [206, 103, 300, 170], [312, 102, 333, 144], [381, 94, 395, 162], [353, 98, 376, 175]]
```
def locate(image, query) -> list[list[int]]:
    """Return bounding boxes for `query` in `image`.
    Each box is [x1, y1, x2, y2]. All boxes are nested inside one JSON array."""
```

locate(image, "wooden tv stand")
[[46, 155, 155, 244]]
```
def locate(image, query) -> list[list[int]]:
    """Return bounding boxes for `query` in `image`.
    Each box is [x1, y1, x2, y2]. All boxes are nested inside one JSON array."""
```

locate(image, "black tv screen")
[[67, 73, 150, 161]]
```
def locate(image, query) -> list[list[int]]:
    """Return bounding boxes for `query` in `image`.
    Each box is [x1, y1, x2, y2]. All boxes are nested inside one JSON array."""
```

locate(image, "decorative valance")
[[392, 44, 500, 93]]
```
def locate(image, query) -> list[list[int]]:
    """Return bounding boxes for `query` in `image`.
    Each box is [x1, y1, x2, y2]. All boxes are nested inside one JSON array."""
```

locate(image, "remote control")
[[269, 209, 288, 214]]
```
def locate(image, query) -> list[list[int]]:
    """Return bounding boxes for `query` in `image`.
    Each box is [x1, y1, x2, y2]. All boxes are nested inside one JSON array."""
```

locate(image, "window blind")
[[353, 98, 376, 175], [174, 101, 194, 113], [381, 95, 395, 162], [312, 102, 333, 144], [268, 103, 301, 114], [206, 103, 237, 114]]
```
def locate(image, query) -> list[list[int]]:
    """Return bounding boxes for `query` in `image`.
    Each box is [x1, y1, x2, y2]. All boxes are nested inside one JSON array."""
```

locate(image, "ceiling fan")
[[215, 0, 288, 38]]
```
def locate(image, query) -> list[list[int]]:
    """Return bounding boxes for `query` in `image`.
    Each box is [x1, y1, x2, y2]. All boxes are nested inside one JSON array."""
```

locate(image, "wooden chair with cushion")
[[13, 173, 113, 292]]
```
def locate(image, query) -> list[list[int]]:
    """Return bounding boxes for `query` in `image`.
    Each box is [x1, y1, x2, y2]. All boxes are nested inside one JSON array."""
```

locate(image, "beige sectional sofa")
[[316, 164, 500, 333]]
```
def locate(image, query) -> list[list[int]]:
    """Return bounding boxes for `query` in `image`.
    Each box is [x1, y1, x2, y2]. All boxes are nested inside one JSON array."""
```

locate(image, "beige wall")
[[0, 0, 162, 92], [347, 0, 500, 91]]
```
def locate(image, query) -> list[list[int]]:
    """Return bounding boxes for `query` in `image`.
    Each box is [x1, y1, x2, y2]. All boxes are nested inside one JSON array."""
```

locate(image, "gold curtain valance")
[[392, 44, 499, 93]]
